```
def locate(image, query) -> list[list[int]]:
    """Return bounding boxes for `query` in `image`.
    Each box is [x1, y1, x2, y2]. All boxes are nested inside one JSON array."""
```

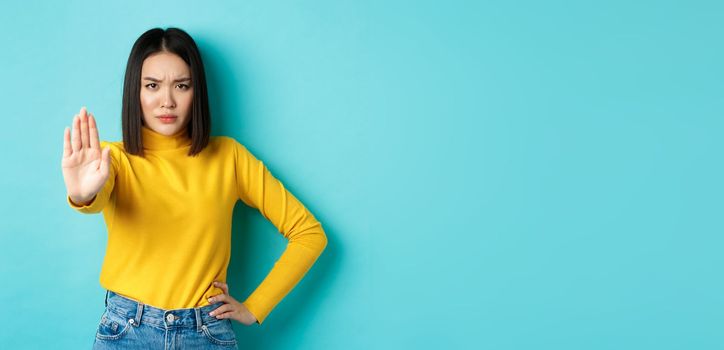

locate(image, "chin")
[[150, 122, 184, 136]]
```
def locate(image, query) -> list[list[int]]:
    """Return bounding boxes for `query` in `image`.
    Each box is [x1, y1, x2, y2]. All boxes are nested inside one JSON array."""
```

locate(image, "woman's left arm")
[[209, 138, 328, 325]]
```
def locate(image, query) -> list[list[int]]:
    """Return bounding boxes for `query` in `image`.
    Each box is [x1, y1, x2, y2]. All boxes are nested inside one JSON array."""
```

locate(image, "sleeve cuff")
[[67, 194, 98, 211], [242, 296, 272, 325]]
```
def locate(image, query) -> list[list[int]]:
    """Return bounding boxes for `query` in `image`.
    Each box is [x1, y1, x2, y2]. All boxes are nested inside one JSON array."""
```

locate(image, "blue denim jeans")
[[93, 290, 239, 349]]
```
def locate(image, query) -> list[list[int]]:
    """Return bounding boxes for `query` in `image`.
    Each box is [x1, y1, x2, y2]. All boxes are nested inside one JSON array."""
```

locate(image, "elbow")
[[305, 225, 328, 254], [285, 217, 328, 254], [293, 224, 328, 255], [318, 229, 328, 253]]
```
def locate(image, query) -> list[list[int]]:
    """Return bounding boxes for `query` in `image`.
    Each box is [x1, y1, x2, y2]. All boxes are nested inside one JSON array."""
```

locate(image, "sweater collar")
[[142, 125, 192, 150]]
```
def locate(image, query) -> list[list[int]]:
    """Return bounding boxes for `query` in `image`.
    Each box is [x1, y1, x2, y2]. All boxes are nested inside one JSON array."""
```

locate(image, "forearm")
[[243, 227, 327, 324]]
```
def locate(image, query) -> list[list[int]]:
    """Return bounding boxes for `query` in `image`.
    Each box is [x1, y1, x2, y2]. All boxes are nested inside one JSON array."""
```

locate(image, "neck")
[[141, 125, 192, 150]]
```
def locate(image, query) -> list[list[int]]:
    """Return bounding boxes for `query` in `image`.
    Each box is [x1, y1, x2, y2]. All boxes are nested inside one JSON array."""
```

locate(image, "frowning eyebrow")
[[142, 76, 192, 83]]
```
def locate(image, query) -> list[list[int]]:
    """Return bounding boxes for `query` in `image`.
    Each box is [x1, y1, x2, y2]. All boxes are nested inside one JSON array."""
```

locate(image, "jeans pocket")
[[95, 308, 133, 341], [200, 318, 237, 347]]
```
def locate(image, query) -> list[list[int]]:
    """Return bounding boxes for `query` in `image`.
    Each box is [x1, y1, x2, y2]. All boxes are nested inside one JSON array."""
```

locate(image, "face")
[[140, 51, 193, 136]]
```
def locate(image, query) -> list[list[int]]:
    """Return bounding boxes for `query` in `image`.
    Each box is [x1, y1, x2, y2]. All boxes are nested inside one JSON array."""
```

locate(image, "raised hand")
[[62, 106, 112, 206]]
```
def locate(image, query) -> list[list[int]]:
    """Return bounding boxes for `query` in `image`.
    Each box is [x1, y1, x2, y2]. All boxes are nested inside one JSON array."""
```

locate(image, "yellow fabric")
[[67, 125, 327, 325]]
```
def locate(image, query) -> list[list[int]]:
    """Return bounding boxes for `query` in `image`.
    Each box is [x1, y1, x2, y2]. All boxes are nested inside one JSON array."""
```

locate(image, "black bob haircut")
[[122, 27, 210, 157]]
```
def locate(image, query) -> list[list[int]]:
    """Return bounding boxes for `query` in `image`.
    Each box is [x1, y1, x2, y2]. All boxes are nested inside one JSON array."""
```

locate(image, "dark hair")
[[122, 27, 210, 157]]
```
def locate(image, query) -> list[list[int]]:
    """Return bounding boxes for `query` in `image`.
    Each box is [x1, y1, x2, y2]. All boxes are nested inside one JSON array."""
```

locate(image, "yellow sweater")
[[67, 125, 327, 325]]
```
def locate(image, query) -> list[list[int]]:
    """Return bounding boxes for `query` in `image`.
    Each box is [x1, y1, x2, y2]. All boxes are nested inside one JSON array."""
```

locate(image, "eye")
[[145, 83, 157, 89], [177, 83, 190, 90]]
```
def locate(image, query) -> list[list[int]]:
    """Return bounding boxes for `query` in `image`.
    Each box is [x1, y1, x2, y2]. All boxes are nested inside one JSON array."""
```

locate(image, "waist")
[[104, 289, 224, 329]]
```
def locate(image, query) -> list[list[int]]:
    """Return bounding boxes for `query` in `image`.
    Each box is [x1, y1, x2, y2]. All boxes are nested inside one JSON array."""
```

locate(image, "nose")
[[162, 86, 176, 109]]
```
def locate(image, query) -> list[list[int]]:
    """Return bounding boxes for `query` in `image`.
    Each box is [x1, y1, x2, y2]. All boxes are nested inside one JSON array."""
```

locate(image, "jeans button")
[[166, 314, 174, 323]]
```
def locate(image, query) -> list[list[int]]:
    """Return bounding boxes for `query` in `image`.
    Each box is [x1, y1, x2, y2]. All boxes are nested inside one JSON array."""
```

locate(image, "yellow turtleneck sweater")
[[67, 125, 327, 325]]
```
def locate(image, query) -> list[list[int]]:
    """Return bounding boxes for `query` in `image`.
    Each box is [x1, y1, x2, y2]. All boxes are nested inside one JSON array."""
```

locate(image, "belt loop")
[[133, 302, 144, 327], [104, 290, 109, 308], [195, 307, 203, 332]]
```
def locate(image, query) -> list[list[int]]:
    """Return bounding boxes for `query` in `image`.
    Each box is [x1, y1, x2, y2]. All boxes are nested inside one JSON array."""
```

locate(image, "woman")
[[61, 27, 328, 349]]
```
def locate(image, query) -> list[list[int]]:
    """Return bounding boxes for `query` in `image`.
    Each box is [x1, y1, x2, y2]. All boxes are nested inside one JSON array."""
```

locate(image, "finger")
[[208, 293, 229, 303], [71, 115, 81, 152], [214, 281, 229, 295], [209, 304, 234, 316], [80, 107, 90, 149], [89, 113, 100, 150], [63, 127, 72, 158], [215, 311, 236, 319]]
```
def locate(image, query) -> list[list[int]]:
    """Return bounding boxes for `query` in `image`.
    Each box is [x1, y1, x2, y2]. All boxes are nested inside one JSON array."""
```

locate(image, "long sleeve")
[[67, 141, 119, 214], [232, 140, 328, 325]]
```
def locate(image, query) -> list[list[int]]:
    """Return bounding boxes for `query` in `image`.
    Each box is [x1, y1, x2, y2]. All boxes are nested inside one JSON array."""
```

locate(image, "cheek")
[[140, 91, 155, 109], [181, 92, 194, 117], [183, 92, 193, 108]]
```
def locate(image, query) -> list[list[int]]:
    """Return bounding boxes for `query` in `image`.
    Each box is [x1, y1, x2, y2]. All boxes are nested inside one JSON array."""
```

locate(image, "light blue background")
[[1, 0, 722, 349]]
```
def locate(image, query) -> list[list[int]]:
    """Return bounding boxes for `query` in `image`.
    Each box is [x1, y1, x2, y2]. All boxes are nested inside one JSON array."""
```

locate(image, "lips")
[[157, 114, 178, 124]]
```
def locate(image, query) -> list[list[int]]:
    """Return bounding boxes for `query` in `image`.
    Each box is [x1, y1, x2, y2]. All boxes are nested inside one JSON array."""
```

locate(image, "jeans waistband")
[[103, 289, 225, 331]]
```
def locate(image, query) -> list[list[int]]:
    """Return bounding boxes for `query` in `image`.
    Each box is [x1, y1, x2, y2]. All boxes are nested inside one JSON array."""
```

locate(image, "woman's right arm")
[[62, 106, 114, 211]]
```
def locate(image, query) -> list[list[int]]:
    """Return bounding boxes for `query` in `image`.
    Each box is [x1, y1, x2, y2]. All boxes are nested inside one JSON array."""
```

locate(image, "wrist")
[[69, 194, 96, 206]]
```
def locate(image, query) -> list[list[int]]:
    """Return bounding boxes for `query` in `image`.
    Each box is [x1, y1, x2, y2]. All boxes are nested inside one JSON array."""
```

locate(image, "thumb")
[[99, 146, 111, 175]]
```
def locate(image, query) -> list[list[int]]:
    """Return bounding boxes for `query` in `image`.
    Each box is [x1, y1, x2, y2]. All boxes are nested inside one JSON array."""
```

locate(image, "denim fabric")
[[93, 290, 239, 349]]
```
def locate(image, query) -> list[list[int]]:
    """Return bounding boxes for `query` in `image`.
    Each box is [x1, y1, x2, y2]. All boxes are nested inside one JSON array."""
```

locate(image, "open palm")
[[62, 107, 111, 205]]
